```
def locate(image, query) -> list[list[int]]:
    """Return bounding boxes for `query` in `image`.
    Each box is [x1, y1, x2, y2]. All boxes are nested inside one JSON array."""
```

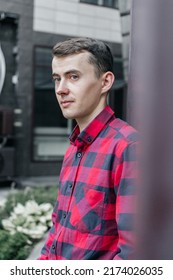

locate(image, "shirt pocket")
[[69, 189, 105, 233]]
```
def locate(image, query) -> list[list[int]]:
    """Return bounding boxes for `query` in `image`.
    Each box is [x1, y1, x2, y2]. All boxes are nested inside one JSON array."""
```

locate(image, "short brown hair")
[[53, 37, 113, 78]]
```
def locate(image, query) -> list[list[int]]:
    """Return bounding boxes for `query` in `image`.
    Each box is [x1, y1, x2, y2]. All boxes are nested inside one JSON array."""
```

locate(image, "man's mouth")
[[61, 100, 74, 107]]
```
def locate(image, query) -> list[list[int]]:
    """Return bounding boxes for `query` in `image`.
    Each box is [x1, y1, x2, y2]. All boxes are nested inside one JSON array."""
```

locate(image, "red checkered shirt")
[[39, 106, 138, 260]]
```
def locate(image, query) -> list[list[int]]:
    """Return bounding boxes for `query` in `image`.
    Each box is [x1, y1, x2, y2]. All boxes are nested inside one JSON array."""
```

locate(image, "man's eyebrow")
[[65, 69, 81, 76], [52, 69, 80, 77], [52, 73, 59, 78]]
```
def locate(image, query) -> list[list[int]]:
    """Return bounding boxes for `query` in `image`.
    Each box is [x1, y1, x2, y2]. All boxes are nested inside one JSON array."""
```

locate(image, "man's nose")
[[56, 80, 69, 95]]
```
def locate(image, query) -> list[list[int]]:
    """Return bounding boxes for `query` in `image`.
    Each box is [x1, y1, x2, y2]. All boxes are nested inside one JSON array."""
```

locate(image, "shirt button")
[[77, 152, 82, 158], [52, 245, 55, 250], [63, 213, 66, 219], [87, 136, 92, 142], [68, 183, 73, 188]]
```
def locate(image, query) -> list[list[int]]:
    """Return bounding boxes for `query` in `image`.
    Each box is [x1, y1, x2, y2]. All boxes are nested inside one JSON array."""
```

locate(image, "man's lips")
[[60, 100, 74, 107]]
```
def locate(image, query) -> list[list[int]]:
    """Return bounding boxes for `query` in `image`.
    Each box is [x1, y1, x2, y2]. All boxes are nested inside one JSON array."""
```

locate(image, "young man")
[[38, 37, 138, 260]]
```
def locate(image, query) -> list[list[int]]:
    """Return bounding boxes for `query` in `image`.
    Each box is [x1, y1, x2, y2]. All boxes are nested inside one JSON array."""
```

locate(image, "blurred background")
[[0, 0, 132, 184]]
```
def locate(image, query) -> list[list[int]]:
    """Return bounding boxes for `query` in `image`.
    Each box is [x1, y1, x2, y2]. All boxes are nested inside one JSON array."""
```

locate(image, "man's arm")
[[113, 141, 138, 260]]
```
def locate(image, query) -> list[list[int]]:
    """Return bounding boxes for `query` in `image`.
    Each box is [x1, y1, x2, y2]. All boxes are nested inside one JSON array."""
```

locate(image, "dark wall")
[[0, 17, 17, 108]]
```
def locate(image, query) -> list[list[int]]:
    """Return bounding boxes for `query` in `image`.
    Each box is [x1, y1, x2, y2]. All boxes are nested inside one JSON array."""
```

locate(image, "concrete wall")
[[33, 0, 122, 43]]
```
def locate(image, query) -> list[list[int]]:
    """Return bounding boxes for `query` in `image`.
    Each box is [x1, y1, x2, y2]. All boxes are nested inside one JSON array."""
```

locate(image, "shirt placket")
[[54, 147, 84, 258], [64, 148, 83, 216]]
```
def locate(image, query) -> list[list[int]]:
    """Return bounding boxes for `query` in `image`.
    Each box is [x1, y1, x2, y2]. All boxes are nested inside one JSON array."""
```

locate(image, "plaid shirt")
[[39, 106, 138, 260]]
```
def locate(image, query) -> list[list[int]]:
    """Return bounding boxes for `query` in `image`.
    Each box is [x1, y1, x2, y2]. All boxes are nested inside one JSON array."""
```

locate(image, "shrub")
[[0, 230, 32, 260], [2, 200, 52, 240], [0, 185, 58, 229], [0, 185, 58, 259]]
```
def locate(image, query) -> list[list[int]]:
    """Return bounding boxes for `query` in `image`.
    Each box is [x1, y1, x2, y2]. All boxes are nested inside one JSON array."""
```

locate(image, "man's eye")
[[70, 74, 78, 80], [53, 77, 60, 83]]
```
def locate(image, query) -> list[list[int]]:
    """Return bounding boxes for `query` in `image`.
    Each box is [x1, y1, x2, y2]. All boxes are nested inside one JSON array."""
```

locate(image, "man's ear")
[[101, 71, 115, 94]]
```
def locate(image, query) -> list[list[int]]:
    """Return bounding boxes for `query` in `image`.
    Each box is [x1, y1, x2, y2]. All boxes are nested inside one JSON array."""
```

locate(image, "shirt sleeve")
[[113, 141, 138, 260], [37, 199, 59, 260]]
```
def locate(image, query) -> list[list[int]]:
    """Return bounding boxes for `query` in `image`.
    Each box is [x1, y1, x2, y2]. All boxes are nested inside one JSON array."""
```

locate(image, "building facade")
[[0, 0, 126, 178]]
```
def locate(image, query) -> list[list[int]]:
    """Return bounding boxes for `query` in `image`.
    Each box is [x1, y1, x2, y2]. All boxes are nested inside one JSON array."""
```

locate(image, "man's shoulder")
[[108, 117, 139, 143]]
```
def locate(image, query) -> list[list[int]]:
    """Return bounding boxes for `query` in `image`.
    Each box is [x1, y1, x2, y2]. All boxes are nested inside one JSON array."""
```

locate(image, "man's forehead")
[[52, 52, 93, 73], [53, 51, 90, 63]]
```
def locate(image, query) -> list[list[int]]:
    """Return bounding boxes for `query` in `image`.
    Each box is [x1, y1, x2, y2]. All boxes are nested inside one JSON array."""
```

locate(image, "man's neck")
[[77, 103, 107, 132]]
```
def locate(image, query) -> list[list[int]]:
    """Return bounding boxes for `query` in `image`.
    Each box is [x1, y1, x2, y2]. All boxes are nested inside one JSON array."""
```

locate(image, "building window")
[[33, 46, 72, 161], [108, 57, 125, 119], [80, 0, 118, 9]]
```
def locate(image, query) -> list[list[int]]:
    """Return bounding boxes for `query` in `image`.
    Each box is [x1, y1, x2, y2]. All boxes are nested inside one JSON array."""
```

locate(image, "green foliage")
[[8, 185, 57, 211], [0, 185, 58, 259], [0, 208, 8, 229], [0, 230, 32, 260], [0, 185, 58, 229]]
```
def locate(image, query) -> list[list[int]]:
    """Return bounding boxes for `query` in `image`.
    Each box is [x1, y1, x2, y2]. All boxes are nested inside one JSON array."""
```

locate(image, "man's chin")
[[62, 113, 75, 120]]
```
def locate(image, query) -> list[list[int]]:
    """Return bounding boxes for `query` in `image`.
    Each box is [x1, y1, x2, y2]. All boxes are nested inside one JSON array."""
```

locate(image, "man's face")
[[52, 52, 106, 127]]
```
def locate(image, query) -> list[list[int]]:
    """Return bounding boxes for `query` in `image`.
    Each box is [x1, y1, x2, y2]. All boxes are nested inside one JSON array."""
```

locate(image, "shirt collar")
[[69, 106, 115, 148]]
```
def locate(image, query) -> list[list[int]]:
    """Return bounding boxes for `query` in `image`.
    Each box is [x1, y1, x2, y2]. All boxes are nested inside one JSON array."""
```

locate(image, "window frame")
[[80, 0, 119, 9], [32, 45, 72, 162]]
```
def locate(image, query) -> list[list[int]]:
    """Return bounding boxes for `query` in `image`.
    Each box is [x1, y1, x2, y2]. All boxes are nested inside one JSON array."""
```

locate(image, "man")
[[38, 37, 138, 260]]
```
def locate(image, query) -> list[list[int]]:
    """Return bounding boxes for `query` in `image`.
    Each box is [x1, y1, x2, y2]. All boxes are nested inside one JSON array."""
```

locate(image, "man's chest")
[[57, 146, 118, 234]]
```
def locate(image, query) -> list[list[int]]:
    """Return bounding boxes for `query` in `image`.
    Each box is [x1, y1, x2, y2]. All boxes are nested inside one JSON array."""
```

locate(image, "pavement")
[[0, 176, 59, 260], [27, 234, 48, 260]]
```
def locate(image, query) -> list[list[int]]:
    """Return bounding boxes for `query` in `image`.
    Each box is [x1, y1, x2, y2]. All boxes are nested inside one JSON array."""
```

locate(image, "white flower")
[[39, 203, 52, 213], [16, 226, 27, 233], [26, 225, 47, 239], [24, 215, 35, 224], [2, 199, 52, 240], [2, 219, 15, 231], [25, 200, 40, 215], [48, 220, 52, 227], [39, 216, 47, 224], [0, 198, 7, 209], [39, 210, 51, 224], [13, 203, 25, 215]]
